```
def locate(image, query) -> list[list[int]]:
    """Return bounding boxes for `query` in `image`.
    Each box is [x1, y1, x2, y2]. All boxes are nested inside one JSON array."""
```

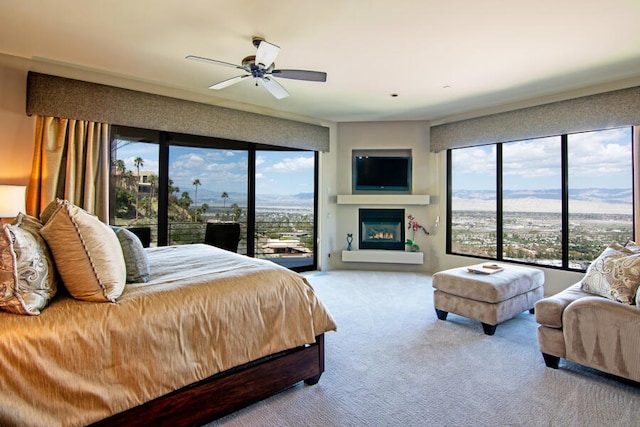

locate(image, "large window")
[[448, 127, 634, 271], [110, 126, 318, 272]]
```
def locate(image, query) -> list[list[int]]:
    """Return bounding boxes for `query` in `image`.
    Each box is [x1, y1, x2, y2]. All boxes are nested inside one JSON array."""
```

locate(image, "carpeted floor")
[[208, 270, 639, 427]]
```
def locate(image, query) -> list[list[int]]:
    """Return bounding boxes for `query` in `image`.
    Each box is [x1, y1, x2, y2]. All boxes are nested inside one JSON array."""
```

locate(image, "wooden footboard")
[[90, 334, 325, 427]]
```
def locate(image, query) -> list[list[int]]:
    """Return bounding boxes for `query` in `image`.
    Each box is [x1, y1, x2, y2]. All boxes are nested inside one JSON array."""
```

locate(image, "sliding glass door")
[[110, 126, 318, 271], [254, 149, 317, 270]]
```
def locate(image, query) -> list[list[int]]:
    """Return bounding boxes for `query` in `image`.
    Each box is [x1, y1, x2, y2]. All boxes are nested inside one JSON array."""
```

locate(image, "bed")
[[0, 214, 336, 427]]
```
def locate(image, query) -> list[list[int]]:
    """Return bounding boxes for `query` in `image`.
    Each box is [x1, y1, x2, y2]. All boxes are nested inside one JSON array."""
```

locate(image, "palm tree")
[[147, 174, 158, 217], [133, 157, 144, 219], [192, 179, 201, 222], [230, 203, 242, 222], [115, 159, 126, 186], [133, 157, 144, 180], [221, 191, 229, 208], [179, 192, 192, 210]]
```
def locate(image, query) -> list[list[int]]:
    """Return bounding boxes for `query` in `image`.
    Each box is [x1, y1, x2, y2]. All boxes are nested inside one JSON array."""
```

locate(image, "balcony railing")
[[165, 220, 314, 268]]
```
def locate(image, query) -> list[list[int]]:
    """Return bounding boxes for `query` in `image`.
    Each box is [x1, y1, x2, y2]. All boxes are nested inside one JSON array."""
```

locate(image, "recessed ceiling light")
[[390, 93, 398, 97], [443, 85, 451, 89]]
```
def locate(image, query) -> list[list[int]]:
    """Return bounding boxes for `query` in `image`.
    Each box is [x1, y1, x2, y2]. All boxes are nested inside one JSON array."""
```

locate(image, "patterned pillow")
[[580, 242, 635, 299], [0, 213, 57, 315], [606, 253, 640, 304], [40, 201, 126, 302], [111, 226, 150, 283]]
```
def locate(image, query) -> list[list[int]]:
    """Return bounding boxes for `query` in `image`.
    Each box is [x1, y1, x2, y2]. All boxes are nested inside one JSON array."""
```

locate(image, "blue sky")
[[114, 141, 315, 196], [451, 127, 632, 190]]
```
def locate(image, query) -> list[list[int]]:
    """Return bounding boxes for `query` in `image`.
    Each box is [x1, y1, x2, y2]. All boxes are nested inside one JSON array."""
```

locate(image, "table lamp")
[[0, 185, 26, 225]]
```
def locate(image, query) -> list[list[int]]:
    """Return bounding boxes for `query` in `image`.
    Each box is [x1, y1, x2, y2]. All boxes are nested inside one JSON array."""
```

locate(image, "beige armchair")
[[535, 283, 640, 382]]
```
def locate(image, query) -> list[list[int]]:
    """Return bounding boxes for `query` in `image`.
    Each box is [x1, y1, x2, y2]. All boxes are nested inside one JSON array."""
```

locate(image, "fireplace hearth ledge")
[[341, 250, 423, 264]]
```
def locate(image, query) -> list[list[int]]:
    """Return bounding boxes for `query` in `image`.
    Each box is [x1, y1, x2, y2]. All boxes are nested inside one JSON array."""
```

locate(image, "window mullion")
[[561, 135, 569, 269], [496, 143, 503, 261], [157, 133, 169, 246]]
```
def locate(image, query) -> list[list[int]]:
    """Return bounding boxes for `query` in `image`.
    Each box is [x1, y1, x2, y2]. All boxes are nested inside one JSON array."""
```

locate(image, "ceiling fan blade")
[[255, 40, 280, 68], [209, 75, 249, 90], [261, 77, 289, 99], [271, 69, 327, 82], [186, 55, 242, 69]]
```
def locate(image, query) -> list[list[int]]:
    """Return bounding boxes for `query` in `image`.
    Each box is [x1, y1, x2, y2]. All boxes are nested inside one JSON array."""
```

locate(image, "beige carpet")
[[208, 270, 639, 427]]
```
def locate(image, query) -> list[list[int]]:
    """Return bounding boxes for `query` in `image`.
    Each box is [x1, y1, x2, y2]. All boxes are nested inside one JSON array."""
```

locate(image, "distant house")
[[262, 239, 312, 256]]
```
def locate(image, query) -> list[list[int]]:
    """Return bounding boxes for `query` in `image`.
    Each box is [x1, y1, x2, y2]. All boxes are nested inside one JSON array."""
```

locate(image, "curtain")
[[26, 116, 110, 222]]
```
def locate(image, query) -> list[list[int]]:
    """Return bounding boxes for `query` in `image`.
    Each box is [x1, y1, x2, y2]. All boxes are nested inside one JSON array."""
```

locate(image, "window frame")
[[446, 127, 635, 272], [110, 125, 319, 272]]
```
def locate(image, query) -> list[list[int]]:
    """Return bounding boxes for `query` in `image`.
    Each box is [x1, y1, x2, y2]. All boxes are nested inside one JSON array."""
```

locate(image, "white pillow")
[[40, 201, 126, 302]]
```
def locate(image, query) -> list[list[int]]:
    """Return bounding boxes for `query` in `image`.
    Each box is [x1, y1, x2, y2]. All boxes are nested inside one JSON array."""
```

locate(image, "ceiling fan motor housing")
[[242, 55, 274, 77], [251, 36, 265, 48]]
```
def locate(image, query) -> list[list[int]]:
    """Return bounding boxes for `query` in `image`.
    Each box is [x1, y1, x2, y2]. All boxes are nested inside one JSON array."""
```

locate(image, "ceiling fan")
[[186, 37, 327, 99]]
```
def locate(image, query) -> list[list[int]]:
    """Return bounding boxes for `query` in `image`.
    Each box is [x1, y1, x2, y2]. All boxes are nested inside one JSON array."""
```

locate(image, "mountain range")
[[453, 188, 632, 214]]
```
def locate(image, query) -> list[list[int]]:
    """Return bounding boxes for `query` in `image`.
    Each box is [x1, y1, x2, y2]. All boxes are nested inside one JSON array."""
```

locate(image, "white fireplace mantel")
[[337, 194, 430, 205]]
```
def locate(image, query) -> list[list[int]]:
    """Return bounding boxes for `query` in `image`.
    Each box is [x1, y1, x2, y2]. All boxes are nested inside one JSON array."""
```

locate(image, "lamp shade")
[[0, 185, 26, 218]]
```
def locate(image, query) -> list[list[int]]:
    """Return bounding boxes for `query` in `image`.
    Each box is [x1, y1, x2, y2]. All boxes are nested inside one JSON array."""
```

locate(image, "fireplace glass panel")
[[359, 208, 405, 250]]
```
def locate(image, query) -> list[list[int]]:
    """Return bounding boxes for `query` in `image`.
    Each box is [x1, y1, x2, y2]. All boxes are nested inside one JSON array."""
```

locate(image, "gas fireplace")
[[359, 208, 405, 250]]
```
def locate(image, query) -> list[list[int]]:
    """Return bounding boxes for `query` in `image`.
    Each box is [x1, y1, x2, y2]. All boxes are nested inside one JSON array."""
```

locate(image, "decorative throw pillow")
[[40, 201, 126, 302], [39, 198, 62, 224], [0, 213, 57, 315], [605, 252, 640, 304], [624, 240, 640, 252], [111, 226, 150, 283], [580, 242, 635, 300]]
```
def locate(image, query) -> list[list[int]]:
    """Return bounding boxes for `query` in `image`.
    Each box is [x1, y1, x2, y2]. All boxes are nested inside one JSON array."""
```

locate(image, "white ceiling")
[[2, 0, 640, 124]]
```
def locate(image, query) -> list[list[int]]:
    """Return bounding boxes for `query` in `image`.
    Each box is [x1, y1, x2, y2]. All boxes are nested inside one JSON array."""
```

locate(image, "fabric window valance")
[[26, 72, 329, 152], [430, 86, 640, 152]]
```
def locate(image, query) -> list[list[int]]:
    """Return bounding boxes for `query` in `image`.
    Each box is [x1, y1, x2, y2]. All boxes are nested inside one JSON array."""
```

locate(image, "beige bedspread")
[[0, 244, 336, 427]]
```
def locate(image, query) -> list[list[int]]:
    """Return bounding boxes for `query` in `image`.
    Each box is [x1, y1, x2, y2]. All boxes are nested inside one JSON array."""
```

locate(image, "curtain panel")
[[27, 116, 109, 222]]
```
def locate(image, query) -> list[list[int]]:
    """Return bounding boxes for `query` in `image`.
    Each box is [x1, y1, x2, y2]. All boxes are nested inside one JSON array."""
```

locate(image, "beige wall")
[[325, 121, 434, 272], [0, 57, 585, 294], [0, 56, 35, 186], [322, 120, 583, 294]]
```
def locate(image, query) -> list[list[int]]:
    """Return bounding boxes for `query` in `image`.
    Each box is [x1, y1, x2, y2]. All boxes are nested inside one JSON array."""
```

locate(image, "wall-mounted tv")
[[353, 155, 412, 192]]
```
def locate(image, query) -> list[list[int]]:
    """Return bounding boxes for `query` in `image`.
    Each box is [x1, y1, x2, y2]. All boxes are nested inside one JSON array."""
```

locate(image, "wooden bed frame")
[[90, 334, 325, 426]]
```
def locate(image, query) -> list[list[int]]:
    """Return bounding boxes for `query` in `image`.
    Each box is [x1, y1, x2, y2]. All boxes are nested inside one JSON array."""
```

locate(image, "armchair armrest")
[[534, 283, 589, 328], [563, 296, 640, 382]]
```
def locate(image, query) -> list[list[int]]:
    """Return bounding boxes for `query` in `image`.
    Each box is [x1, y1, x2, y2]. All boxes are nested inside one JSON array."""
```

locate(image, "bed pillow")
[[580, 242, 635, 301], [111, 226, 150, 283], [0, 213, 57, 315], [40, 201, 126, 302], [39, 198, 61, 224]]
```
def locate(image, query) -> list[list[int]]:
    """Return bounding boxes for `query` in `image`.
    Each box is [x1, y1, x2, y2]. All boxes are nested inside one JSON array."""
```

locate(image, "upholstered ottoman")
[[432, 264, 544, 335]]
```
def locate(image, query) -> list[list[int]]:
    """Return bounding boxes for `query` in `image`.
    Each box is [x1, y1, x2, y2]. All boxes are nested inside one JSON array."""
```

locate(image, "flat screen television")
[[354, 156, 412, 192]]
